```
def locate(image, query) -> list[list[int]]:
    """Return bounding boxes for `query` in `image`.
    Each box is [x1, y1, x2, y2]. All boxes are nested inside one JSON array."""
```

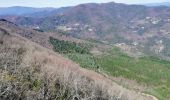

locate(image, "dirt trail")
[[141, 93, 158, 100]]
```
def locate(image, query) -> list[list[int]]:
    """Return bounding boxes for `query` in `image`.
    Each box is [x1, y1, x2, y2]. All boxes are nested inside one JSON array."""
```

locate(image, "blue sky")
[[0, 0, 169, 7]]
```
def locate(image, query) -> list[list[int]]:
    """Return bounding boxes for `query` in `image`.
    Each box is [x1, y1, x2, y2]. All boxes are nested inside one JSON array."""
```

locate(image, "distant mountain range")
[[145, 2, 170, 7], [1, 2, 170, 39], [0, 2, 170, 16], [0, 6, 55, 16]]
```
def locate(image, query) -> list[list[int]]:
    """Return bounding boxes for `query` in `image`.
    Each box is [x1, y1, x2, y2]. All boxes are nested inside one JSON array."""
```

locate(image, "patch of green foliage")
[[50, 36, 170, 99], [49, 37, 90, 54], [94, 47, 170, 100], [66, 53, 98, 70], [49, 36, 98, 70], [66, 46, 170, 100]]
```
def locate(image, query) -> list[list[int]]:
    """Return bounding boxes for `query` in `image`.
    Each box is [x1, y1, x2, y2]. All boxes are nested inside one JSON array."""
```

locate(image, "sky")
[[0, 0, 169, 8]]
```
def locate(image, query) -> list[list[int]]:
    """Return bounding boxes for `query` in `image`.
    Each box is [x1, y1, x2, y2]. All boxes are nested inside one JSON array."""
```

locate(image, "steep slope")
[[0, 19, 85, 48], [0, 20, 157, 100]]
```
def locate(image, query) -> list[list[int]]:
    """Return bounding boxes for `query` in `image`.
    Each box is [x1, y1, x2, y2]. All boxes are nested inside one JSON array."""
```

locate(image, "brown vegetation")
[[0, 25, 157, 100]]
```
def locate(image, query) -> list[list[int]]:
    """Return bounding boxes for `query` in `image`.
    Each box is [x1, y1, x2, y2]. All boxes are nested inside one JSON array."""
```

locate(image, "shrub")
[[49, 37, 90, 54]]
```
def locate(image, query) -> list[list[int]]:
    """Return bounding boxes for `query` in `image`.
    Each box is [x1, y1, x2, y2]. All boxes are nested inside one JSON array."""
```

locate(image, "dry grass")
[[0, 33, 156, 100]]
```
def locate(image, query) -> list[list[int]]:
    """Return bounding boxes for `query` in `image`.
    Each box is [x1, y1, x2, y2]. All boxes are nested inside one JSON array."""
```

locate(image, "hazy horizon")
[[0, 0, 169, 8]]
